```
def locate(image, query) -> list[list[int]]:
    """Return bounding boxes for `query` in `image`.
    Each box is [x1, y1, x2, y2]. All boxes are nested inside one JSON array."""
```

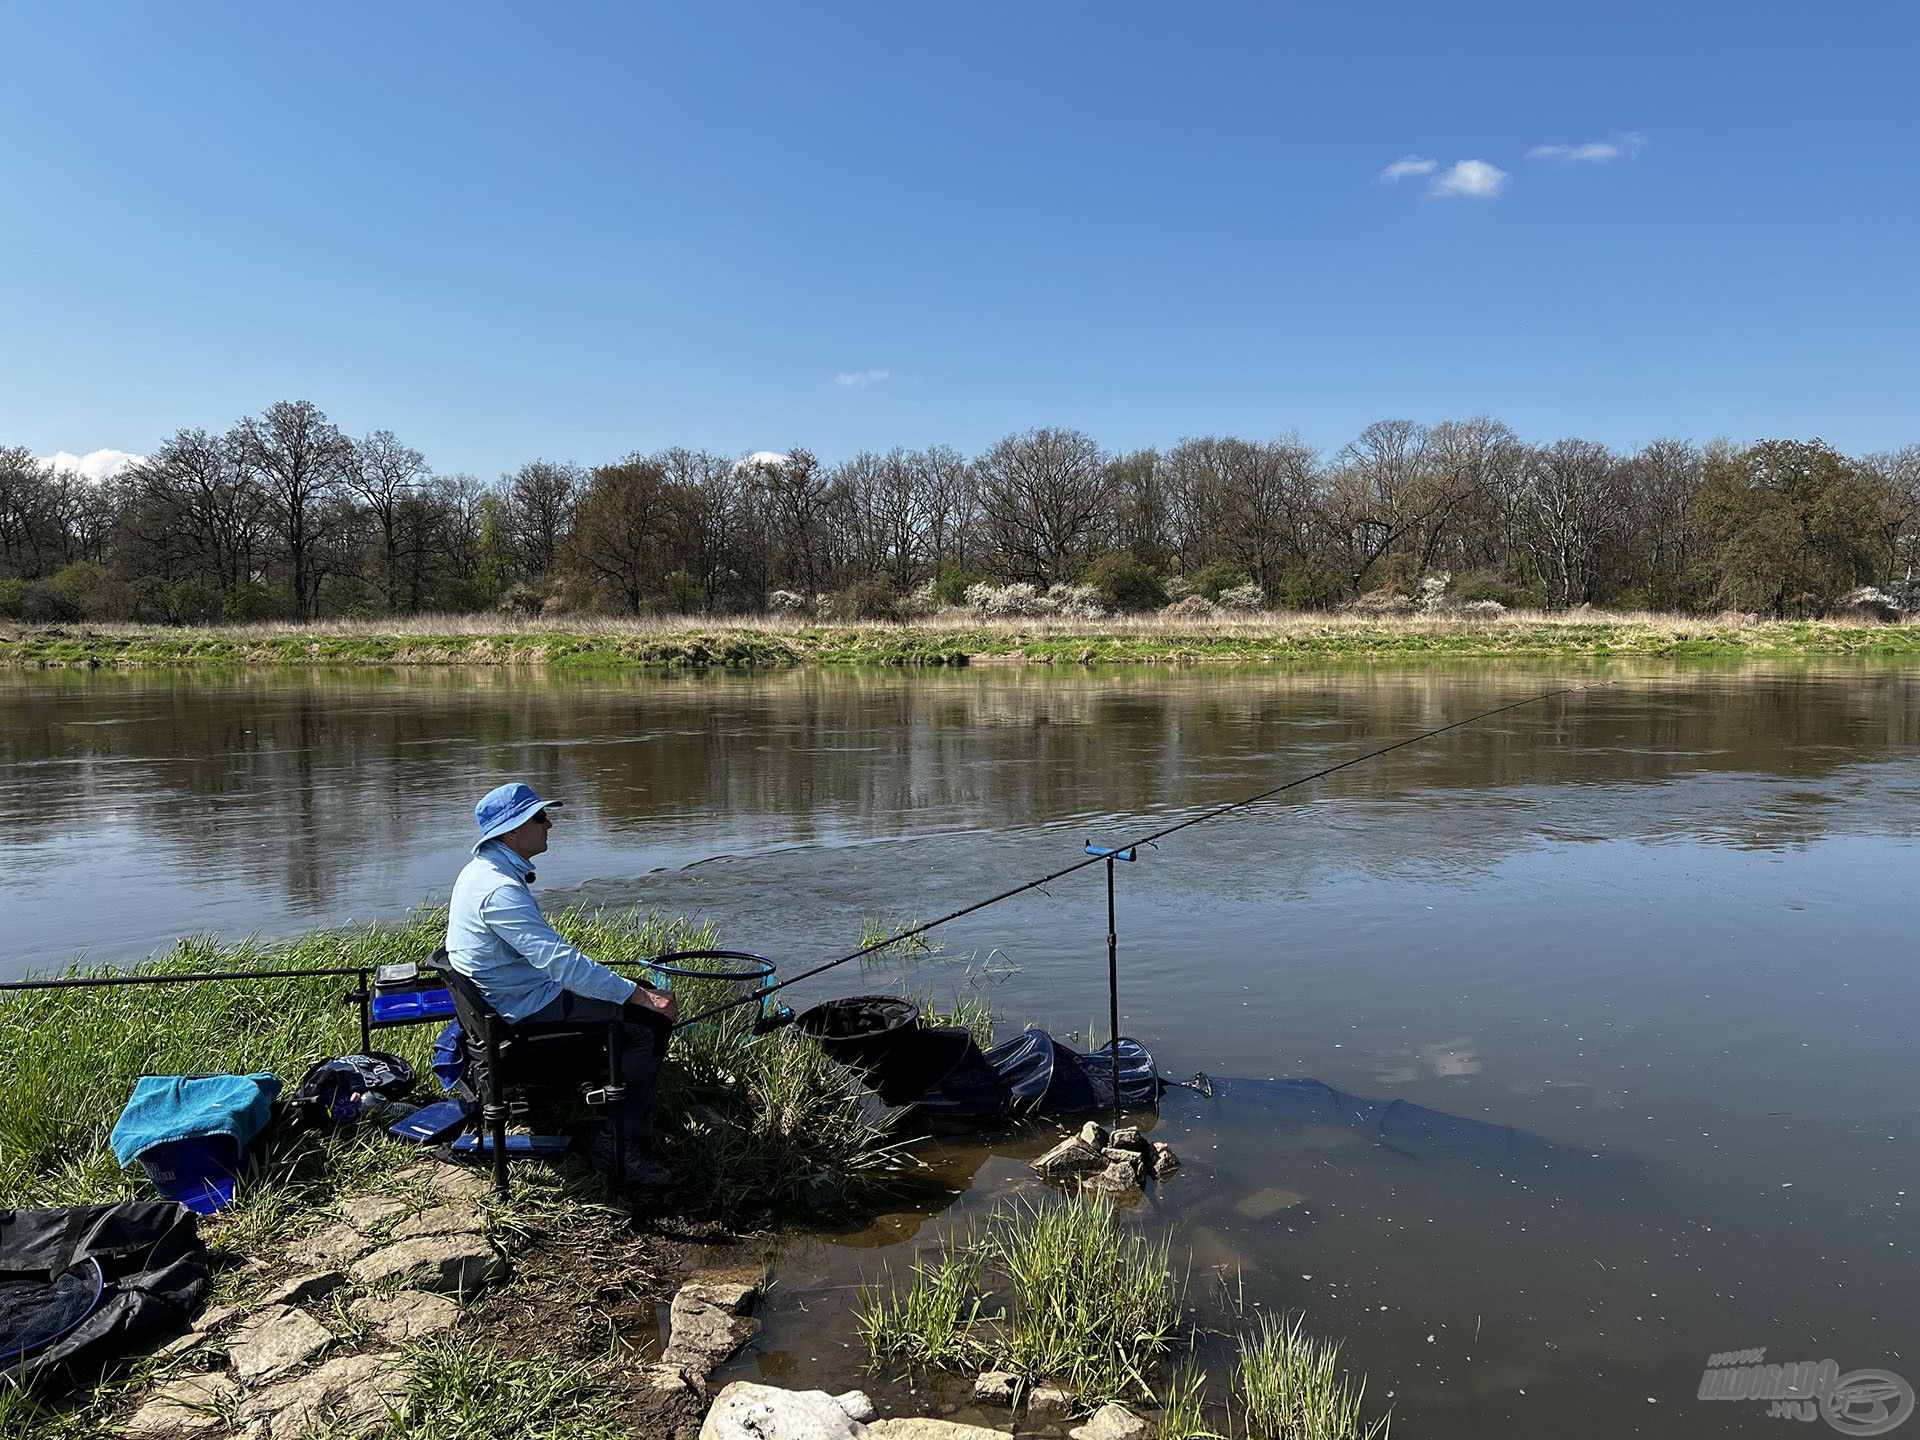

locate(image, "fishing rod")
[[673, 680, 1609, 1031]]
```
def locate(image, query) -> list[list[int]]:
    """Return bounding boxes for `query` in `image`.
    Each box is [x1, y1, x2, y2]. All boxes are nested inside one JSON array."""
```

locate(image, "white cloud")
[[832, 368, 892, 389], [1430, 159, 1509, 199], [735, 450, 789, 473], [39, 448, 143, 481], [1528, 132, 1647, 163], [1379, 155, 1438, 183]]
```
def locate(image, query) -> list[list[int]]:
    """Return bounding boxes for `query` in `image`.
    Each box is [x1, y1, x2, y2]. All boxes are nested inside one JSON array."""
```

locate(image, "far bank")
[[6, 611, 1920, 670]]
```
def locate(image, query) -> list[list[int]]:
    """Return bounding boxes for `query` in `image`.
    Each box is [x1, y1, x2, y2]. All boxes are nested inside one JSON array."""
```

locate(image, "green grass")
[[858, 1217, 994, 1371], [0, 905, 891, 1226], [7, 611, 1920, 671], [386, 1340, 631, 1440], [1235, 1313, 1388, 1440], [858, 1194, 1184, 1408]]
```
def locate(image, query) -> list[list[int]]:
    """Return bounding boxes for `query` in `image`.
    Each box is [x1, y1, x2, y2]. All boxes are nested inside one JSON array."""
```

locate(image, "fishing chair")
[[438, 964, 631, 1199]]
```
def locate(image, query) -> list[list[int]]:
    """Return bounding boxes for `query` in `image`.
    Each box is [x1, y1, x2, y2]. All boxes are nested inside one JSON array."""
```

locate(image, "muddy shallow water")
[[5, 662, 1917, 1437]]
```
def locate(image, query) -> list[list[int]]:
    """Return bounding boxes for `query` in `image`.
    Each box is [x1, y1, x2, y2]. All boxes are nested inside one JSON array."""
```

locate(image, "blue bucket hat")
[[473, 782, 564, 853]]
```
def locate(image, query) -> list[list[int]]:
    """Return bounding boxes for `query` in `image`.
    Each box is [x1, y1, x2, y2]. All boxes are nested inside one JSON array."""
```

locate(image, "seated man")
[[446, 782, 678, 1185]]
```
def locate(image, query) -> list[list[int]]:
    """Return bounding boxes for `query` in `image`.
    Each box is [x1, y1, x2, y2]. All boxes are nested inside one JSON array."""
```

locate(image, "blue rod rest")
[[1084, 841, 1137, 861]]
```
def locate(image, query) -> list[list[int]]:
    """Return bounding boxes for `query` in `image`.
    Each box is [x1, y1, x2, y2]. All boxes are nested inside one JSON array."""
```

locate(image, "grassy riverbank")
[[5, 610, 1920, 670]]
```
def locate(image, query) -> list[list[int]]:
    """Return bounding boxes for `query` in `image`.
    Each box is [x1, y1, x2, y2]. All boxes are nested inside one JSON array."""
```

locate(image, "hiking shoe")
[[586, 1133, 672, 1187]]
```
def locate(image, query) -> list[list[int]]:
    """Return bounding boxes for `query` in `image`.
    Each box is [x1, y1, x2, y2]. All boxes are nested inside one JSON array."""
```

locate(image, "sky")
[[3, 2, 1917, 479]]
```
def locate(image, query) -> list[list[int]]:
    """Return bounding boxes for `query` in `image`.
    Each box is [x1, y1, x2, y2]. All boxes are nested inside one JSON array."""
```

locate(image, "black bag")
[[1, 1202, 209, 1388], [289, 1051, 418, 1133]]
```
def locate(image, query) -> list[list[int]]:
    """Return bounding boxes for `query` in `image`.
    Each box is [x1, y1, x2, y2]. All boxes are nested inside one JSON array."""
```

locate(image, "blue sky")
[[3, 3, 1917, 477]]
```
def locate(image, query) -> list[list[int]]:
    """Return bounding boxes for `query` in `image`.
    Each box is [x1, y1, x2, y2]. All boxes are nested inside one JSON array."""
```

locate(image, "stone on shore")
[[1027, 1383, 1075, 1418], [1069, 1401, 1151, 1440], [1149, 1142, 1181, 1178], [697, 1380, 868, 1440], [663, 1278, 761, 1372], [392, 1202, 488, 1241], [235, 1351, 410, 1440], [868, 1420, 1014, 1438], [834, 1390, 877, 1422], [973, 1369, 1022, 1405], [1107, 1126, 1147, 1153], [124, 1373, 239, 1435], [291, 1221, 376, 1271], [348, 1289, 460, 1341], [1077, 1121, 1109, 1149], [1031, 1136, 1109, 1181], [1080, 1159, 1143, 1195], [257, 1269, 348, 1308], [226, 1303, 335, 1381], [349, 1233, 505, 1296], [337, 1195, 411, 1232]]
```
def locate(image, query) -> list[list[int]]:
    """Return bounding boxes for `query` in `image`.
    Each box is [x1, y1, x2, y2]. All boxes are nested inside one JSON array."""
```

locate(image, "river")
[[4, 662, 1916, 1437]]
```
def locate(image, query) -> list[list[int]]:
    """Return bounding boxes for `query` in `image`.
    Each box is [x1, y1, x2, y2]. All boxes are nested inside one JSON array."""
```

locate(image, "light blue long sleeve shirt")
[[445, 841, 637, 1024]]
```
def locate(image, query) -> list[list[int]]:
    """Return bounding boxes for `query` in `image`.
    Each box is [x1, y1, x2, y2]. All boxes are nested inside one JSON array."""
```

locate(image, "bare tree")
[[506, 460, 583, 578], [1324, 419, 1440, 592], [1516, 438, 1622, 607], [347, 430, 428, 612], [231, 400, 354, 619], [974, 428, 1110, 584]]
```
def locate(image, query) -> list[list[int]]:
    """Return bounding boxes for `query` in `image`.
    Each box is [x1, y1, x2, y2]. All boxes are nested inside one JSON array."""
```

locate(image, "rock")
[[124, 1373, 239, 1434], [391, 1202, 487, 1241], [1080, 1160, 1143, 1195], [1027, 1383, 1075, 1419], [349, 1234, 506, 1296], [191, 1302, 241, 1334], [292, 1222, 376, 1271], [868, 1421, 1013, 1439], [1234, 1186, 1306, 1220], [974, 1370, 1021, 1405], [226, 1304, 335, 1382], [1107, 1126, 1147, 1153], [338, 1195, 411, 1232], [428, 1166, 496, 1202], [1101, 1147, 1145, 1175], [698, 1381, 865, 1440], [1031, 1137, 1108, 1181], [349, 1290, 460, 1341], [834, 1390, 877, 1422], [663, 1278, 761, 1371], [236, 1351, 410, 1439], [150, 1328, 211, 1364], [1077, 1121, 1109, 1149], [1149, 1142, 1181, 1178], [1069, 1401, 1151, 1440], [258, 1270, 348, 1308], [645, 1362, 707, 1400]]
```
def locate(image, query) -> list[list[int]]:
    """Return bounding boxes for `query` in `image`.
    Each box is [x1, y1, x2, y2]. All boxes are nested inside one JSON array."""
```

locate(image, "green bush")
[[1081, 552, 1166, 612], [933, 563, 990, 607], [1278, 562, 1345, 610], [0, 577, 27, 619], [1188, 559, 1250, 601], [828, 580, 902, 621], [166, 578, 227, 624]]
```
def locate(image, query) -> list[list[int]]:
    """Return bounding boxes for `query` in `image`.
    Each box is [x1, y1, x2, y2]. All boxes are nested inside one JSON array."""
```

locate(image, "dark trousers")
[[512, 991, 670, 1144]]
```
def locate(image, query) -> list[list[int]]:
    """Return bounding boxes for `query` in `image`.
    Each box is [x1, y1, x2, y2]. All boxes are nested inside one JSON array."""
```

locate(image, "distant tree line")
[[3, 401, 1917, 623]]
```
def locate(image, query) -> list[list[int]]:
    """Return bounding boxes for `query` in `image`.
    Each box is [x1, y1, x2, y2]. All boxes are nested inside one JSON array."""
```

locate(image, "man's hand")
[[627, 984, 679, 1024]]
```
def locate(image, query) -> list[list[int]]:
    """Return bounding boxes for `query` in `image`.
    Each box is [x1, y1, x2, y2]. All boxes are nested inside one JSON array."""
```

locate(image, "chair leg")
[[605, 1021, 628, 1187], [484, 1027, 511, 1200]]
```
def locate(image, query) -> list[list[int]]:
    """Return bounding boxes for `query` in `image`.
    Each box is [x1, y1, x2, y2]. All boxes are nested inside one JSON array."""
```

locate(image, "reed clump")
[[860, 1193, 1183, 1406], [1235, 1313, 1389, 1440]]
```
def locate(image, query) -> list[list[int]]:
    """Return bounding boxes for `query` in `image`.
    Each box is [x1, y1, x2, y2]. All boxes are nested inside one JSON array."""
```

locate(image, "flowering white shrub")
[[767, 589, 810, 614], [1458, 599, 1507, 617], [1216, 583, 1265, 612], [1045, 583, 1105, 619], [1163, 575, 1195, 601], [895, 582, 940, 620], [1415, 572, 1454, 613]]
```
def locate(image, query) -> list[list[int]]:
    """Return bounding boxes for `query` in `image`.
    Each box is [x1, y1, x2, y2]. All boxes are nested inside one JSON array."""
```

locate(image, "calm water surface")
[[4, 663, 1917, 1438]]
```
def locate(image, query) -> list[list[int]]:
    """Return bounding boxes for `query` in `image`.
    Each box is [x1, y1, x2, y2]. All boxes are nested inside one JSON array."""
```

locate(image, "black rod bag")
[[1, 1202, 209, 1388]]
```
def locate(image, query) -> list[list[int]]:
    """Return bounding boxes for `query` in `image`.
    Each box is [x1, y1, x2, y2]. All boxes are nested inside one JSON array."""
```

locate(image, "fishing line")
[[673, 680, 1610, 1030]]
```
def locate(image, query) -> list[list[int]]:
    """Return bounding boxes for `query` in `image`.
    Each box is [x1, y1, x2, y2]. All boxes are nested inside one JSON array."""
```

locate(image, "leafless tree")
[[505, 460, 583, 579], [230, 400, 354, 619], [347, 430, 428, 612], [974, 428, 1111, 584]]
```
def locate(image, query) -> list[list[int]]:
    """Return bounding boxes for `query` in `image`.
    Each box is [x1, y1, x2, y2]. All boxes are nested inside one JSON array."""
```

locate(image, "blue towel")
[[109, 1074, 281, 1167]]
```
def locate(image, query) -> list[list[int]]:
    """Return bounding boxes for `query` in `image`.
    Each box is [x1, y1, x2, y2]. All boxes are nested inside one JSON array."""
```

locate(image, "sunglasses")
[[531, 810, 553, 827]]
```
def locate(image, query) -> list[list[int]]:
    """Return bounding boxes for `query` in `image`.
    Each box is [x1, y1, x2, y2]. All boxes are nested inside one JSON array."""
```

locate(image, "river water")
[[4, 663, 1917, 1437]]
